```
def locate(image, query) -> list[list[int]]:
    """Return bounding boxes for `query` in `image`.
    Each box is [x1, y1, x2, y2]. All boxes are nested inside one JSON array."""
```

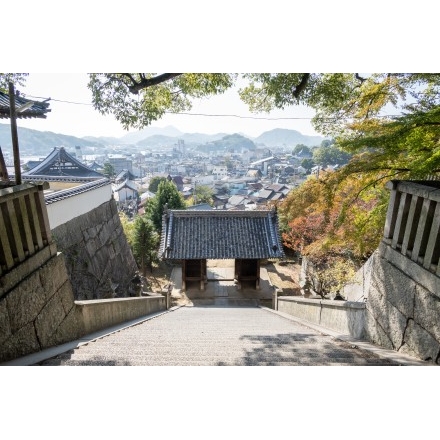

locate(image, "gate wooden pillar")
[[181, 259, 207, 291], [235, 259, 260, 290]]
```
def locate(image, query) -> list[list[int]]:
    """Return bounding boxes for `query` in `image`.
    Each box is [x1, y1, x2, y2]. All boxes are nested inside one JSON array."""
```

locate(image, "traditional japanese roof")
[[270, 192, 285, 201], [44, 178, 111, 204], [258, 189, 274, 200], [227, 195, 247, 206], [113, 178, 138, 192], [0, 90, 51, 119], [89, 161, 102, 171], [160, 209, 284, 260], [115, 169, 137, 182], [22, 147, 104, 179]]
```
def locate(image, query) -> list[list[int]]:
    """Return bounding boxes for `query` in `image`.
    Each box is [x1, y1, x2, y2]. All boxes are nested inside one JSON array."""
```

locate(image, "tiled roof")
[[258, 189, 274, 200], [23, 147, 104, 178], [160, 209, 285, 260], [113, 178, 138, 192], [44, 178, 111, 204], [0, 91, 51, 119], [115, 169, 137, 182]]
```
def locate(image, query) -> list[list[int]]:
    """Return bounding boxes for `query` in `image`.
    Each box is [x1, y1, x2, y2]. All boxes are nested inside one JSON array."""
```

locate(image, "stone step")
[[189, 298, 260, 307]]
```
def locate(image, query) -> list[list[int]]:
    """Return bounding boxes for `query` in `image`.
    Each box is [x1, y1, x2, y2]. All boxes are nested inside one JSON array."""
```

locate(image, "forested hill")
[[255, 128, 324, 147], [0, 124, 105, 155]]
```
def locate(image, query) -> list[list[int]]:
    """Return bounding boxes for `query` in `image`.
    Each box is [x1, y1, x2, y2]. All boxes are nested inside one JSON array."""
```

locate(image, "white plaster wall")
[[46, 184, 112, 229]]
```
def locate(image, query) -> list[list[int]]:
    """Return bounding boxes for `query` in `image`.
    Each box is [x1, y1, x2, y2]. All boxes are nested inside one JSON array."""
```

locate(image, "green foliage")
[[240, 73, 440, 178], [148, 176, 167, 193], [312, 145, 352, 167], [88, 73, 440, 178], [88, 73, 236, 130], [320, 139, 335, 148], [292, 144, 311, 155], [301, 158, 315, 171], [189, 184, 214, 206], [197, 133, 256, 154], [146, 180, 186, 231], [119, 212, 135, 245], [131, 215, 159, 276], [315, 257, 358, 296], [88, 72, 440, 285], [102, 162, 115, 178], [0, 73, 28, 92]]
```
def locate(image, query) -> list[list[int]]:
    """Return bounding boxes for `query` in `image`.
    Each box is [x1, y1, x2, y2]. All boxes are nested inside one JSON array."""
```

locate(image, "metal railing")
[[383, 180, 440, 276], [0, 183, 52, 276]]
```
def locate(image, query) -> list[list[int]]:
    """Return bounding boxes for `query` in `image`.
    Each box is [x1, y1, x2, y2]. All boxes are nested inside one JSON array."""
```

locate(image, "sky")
[[14, 73, 320, 140]]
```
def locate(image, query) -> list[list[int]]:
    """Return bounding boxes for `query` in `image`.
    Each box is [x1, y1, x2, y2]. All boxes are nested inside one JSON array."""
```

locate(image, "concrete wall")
[[77, 296, 165, 335], [51, 199, 138, 300], [46, 183, 112, 229], [277, 296, 366, 339]]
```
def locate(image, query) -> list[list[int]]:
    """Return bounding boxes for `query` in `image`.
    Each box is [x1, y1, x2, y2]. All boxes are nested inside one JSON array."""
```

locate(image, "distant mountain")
[[196, 133, 256, 154], [0, 123, 105, 156], [83, 135, 122, 145], [180, 132, 229, 144], [136, 134, 180, 148], [0, 123, 325, 156], [135, 132, 230, 148], [120, 125, 184, 144], [254, 128, 325, 148]]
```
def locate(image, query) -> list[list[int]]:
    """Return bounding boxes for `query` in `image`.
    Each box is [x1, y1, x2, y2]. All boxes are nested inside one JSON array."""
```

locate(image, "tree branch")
[[355, 73, 367, 83], [292, 73, 310, 98], [123, 73, 183, 94]]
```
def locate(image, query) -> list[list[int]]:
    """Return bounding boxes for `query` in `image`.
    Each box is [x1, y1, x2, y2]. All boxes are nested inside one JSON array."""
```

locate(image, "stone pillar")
[[272, 288, 281, 310]]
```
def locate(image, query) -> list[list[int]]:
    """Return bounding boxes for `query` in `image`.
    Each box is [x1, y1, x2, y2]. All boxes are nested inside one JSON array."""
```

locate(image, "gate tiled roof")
[[160, 209, 284, 260]]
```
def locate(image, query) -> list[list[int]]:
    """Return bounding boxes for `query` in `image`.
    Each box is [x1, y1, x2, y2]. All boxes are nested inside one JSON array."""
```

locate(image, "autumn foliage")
[[279, 169, 390, 292]]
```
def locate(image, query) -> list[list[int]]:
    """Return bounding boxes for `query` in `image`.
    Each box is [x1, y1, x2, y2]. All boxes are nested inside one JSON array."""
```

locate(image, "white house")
[[113, 179, 138, 203]]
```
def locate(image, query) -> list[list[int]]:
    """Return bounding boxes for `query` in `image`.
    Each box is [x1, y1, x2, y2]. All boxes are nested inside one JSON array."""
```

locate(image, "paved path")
[[37, 304, 422, 366]]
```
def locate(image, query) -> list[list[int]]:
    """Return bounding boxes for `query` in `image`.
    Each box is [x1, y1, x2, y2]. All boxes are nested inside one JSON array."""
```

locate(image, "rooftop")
[[160, 209, 284, 260]]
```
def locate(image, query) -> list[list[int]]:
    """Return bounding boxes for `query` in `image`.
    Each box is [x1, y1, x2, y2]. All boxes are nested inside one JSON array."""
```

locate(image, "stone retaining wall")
[[51, 199, 138, 300], [277, 296, 366, 339], [0, 252, 85, 363], [364, 242, 440, 364], [0, 252, 167, 364]]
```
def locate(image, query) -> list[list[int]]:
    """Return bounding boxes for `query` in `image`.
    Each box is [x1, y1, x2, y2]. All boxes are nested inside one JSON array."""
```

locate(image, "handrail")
[[0, 183, 52, 276], [384, 180, 440, 275]]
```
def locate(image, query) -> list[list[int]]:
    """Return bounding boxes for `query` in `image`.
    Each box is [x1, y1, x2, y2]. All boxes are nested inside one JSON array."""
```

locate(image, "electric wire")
[[21, 93, 405, 120]]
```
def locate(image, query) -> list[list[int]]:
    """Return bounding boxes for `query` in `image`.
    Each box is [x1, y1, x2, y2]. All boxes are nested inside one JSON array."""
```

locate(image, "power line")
[[22, 93, 317, 120], [21, 93, 405, 120], [23, 94, 92, 106]]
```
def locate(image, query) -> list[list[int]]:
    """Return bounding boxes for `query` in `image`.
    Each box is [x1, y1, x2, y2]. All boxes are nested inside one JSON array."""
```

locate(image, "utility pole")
[[193, 179, 197, 205], [8, 82, 21, 185]]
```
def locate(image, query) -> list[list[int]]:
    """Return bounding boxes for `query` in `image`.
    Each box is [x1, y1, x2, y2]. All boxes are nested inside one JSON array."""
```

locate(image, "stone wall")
[[0, 252, 84, 363], [364, 242, 440, 364], [0, 251, 167, 364], [51, 199, 138, 300]]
